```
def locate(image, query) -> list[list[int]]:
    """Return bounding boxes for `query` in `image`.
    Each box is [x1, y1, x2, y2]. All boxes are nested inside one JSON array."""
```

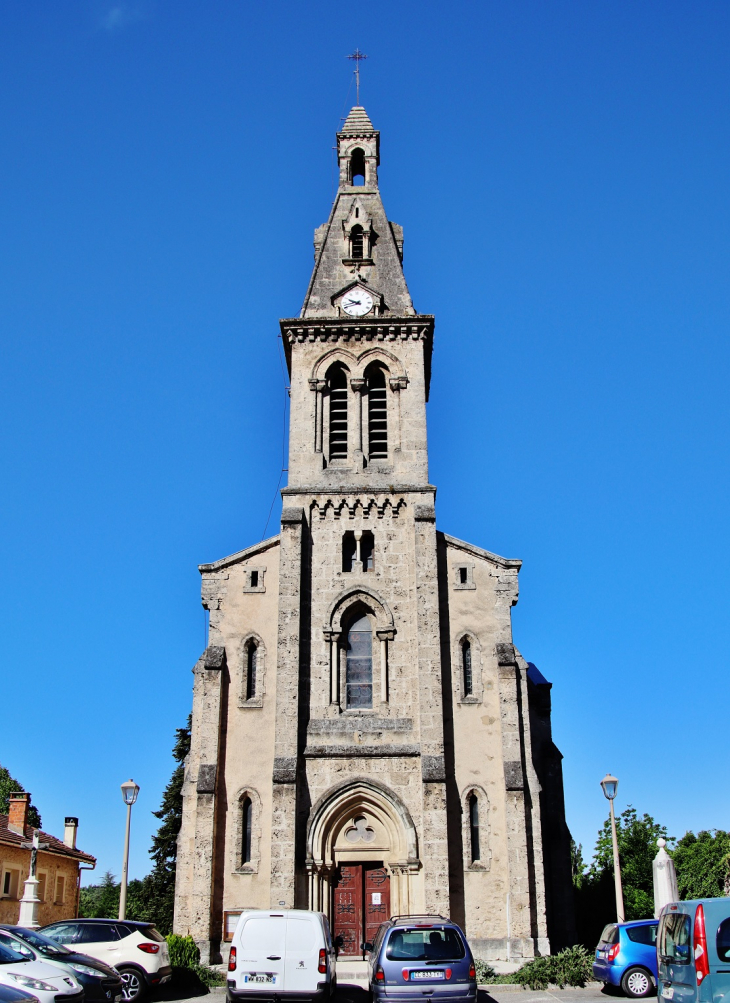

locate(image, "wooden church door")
[[333, 863, 390, 956]]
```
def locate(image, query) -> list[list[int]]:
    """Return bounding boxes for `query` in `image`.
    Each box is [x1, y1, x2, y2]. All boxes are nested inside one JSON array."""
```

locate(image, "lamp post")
[[600, 773, 625, 923], [119, 780, 140, 921]]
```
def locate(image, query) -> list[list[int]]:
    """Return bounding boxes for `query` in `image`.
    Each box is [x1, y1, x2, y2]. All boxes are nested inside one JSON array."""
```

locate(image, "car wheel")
[[621, 967, 654, 998], [118, 968, 146, 1003]]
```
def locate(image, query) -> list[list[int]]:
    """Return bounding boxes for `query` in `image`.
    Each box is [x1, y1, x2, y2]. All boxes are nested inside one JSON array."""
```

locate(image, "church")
[[173, 105, 574, 964]]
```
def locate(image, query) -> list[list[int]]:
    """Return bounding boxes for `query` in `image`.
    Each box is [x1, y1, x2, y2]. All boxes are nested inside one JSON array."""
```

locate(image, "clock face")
[[341, 288, 374, 317]]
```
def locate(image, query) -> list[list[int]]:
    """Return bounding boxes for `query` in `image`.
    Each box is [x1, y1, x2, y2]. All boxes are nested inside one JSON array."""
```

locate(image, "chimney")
[[8, 792, 29, 835], [64, 817, 78, 849]]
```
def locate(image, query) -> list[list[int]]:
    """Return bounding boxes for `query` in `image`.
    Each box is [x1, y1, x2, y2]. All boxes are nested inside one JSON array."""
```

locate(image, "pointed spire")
[[340, 105, 375, 135]]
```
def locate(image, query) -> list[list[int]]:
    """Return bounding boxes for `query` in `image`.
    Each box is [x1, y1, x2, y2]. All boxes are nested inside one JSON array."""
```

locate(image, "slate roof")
[[340, 105, 376, 134], [0, 814, 96, 864]]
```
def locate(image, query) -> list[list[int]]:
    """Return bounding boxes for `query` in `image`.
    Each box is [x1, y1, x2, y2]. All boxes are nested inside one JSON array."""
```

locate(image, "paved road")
[[167, 981, 619, 1003]]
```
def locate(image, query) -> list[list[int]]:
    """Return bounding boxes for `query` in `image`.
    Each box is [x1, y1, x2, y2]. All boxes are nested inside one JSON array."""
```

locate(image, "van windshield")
[[386, 928, 465, 962], [659, 913, 691, 964]]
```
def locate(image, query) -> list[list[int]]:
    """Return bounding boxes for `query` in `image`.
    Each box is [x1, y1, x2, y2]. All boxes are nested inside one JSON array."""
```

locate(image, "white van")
[[227, 910, 336, 1003]]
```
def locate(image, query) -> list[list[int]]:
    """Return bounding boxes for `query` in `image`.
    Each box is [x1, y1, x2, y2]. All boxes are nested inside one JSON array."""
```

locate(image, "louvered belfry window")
[[329, 366, 348, 459], [367, 367, 387, 458], [462, 639, 473, 696], [350, 224, 364, 259]]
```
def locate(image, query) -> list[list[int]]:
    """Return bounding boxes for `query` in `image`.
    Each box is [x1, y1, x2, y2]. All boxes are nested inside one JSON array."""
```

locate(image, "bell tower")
[[283, 105, 433, 489]]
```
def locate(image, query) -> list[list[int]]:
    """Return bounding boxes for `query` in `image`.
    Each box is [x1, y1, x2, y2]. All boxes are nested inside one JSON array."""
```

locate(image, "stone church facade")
[[174, 106, 574, 963]]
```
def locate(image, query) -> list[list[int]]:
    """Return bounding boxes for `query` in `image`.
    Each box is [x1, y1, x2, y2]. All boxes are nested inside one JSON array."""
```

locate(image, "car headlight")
[[9, 974, 58, 991], [69, 964, 104, 977]]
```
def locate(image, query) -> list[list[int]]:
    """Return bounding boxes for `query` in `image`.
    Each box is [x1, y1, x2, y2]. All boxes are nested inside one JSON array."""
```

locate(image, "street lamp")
[[600, 773, 625, 923], [119, 780, 140, 921]]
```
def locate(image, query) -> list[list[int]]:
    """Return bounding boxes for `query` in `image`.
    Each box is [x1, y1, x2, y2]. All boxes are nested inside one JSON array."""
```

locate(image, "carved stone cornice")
[[280, 316, 434, 346]]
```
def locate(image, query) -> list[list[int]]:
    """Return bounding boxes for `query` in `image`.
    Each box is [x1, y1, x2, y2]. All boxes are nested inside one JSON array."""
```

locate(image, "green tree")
[[673, 830, 730, 899], [590, 806, 670, 920], [571, 839, 586, 889], [79, 871, 120, 918], [0, 764, 41, 828]]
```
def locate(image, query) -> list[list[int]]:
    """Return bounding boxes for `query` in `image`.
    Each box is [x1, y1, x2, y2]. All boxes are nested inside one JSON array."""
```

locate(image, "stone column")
[[309, 379, 326, 453], [324, 630, 340, 706], [413, 502, 450, 916], [271, 506, 305, 908], [351, 378, 366, 467], [389, 376, 408, 453], [376, 630, 395, 704]]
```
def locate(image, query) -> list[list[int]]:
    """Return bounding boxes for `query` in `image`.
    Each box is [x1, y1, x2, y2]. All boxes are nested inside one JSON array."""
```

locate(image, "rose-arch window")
[[345, 613, 372, 709]]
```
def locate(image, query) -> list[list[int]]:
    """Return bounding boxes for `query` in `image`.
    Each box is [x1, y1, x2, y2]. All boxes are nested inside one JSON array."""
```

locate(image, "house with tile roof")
[[0, 792, 95, 925]]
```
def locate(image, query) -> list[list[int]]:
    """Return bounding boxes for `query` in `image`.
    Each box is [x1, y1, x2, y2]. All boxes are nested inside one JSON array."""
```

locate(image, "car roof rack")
[[389, 914, 451, 924]]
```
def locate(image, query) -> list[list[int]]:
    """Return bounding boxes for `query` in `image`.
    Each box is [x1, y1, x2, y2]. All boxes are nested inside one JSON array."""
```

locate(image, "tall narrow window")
[[241, 797, 252, 864], [367, 368, 387, 458], [329, 366, 348, 459], [469, 794, 480, 862], [462, 639, 472, 696], [350, 225, 364, 259], [342, 532, 356, 572], [246, 642, 257, 700], [360, 531, 374, 571], [345, 614, 372, 709]]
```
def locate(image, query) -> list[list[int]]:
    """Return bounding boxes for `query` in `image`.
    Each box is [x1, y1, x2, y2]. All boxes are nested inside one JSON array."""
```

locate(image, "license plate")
[[243, 974, 277, 984], [662, 990, 674, 1000], [410, 971, 445, 980]]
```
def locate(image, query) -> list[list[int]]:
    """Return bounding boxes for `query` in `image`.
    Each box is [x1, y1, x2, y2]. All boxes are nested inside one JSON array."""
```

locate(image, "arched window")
[[328, 365, 348, 459], [246, 642, 257, 700], [468, 793, 480, 862], [241, 797, 252, 864], [462, 639, 472, 697], [350, 224, 364, 259], [367, 367, 387, 458], [350, 148, 365, 185], [345, 613, 372, 709]]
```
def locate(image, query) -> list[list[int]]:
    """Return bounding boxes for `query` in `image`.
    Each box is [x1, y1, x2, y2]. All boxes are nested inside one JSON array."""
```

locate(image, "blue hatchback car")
[[365, 915, 476, 1003], [593, 919, 658, 998]]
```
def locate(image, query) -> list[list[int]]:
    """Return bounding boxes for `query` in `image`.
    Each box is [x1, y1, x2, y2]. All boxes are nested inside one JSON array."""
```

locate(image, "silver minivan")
[[227, 910, 336, 1003]]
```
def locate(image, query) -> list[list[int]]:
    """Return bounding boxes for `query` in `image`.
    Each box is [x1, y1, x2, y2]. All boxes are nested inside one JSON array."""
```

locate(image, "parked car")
[[0, 927, 123, 1003], [227, 910, 336, 1002], [657, 899, 730, 1003], [39, 921, 171, 1003], [0, 984, 40, 1003], [364, 914, 477, 1003], [593, 918, 658, 997], [0, 940, 83, 1003]]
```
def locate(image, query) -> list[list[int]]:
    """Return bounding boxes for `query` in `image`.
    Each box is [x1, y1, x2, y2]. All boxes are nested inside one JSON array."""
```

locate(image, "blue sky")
[[1, 1, 729, 884]]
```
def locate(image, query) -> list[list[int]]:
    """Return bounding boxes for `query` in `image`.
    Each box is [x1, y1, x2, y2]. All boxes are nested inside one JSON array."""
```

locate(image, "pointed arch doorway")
[[306, 780, 421, 957]]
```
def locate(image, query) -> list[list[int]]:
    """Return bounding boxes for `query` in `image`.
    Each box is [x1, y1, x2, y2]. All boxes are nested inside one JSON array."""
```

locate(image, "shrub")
[[166, 934, 200, 969], [512, 945, 593, 990], [473, 960, 496, 984]]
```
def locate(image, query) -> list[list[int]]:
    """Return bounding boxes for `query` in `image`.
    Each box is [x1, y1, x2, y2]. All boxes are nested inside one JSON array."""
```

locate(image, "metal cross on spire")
[[347, 48, 368, 106]]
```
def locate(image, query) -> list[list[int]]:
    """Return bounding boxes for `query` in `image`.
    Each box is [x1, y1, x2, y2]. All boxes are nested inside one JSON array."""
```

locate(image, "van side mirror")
[[361, 942, 374, 953]]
